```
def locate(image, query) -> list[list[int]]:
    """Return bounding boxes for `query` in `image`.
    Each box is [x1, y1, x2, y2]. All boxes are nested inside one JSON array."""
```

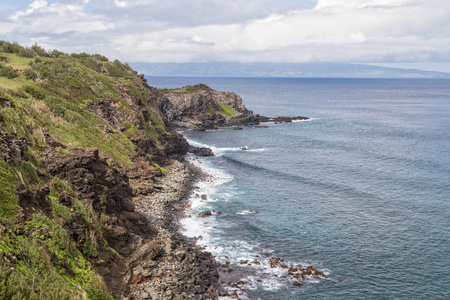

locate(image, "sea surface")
[[147, 77, 450, 299]]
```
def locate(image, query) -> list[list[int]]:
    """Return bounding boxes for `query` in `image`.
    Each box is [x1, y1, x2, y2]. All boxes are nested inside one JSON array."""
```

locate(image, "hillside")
[[0, 41, 219, 299]]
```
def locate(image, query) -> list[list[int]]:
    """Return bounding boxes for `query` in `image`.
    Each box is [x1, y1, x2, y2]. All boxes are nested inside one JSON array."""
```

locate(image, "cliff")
[[0, 41, 218, 299], [158, 84, 309, 131], [158, 84, 259, 130]]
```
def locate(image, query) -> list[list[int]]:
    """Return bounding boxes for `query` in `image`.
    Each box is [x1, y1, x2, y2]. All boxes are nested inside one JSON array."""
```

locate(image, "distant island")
[[131, 62, 450, 78]]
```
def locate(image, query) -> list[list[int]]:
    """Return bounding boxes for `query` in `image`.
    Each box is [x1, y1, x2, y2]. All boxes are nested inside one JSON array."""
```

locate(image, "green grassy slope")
[[0, 41, 174, 299]]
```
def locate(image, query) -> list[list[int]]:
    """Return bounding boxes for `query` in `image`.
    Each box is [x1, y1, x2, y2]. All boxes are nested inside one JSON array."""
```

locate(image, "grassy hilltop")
[[0, 41, 188, 299]]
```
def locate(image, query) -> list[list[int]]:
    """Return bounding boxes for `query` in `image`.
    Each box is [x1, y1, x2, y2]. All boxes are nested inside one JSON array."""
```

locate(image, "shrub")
[[31, 44, 48, 57], [92, 54, 108, 62], [0, 64, 19, 79], [1, 42, 23, 54], [19, 48, 36, 58], [24, 68, 38, 80], [24, 85, 46, 100]]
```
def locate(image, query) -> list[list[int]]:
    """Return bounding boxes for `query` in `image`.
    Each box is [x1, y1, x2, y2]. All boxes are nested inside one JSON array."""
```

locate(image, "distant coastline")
[[131, 62, 450, 79]]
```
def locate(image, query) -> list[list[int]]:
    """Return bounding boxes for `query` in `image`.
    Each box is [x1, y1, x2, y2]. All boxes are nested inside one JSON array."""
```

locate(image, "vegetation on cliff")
[[0, 41, 188, 299], [158, 83, 258, 130]]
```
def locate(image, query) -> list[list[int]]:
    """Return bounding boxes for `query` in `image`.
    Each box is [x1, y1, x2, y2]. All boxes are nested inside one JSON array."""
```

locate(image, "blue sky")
[[1, 0, 449, 72]]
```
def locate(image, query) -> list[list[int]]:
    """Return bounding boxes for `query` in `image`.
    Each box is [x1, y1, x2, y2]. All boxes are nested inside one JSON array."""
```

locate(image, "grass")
[[0, 77, 27, 90], [0, 211, 113, 300], [49, 186, 73, 223], [0, 93, 136, 166], [34, 59, 122, 104], [0, 158, 19, 218], [162, 83, 209, 94], [0, 53, 35, 70], [0, 42, 175, 299], [124, 81, 152, 99], [168, 86, 196, 93], [218, 103, 236, 117], [151, 161, 167, 172], [0, 237, 87, 300], [104, 60, 131, 78]]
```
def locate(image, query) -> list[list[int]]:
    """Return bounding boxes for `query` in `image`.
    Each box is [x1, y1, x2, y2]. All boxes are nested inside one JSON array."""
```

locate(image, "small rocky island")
[[0, 41, 318, 300]]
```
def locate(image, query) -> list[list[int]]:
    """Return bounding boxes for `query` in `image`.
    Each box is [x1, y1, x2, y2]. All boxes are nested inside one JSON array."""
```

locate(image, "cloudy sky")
[[1, 0, 450, 72]]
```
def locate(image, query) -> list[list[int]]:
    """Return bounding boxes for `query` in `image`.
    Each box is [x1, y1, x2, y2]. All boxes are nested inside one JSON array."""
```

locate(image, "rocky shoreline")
[[127, 159, 220, 299], [124, 83, 320, 299], [179, 154, 327, 300]]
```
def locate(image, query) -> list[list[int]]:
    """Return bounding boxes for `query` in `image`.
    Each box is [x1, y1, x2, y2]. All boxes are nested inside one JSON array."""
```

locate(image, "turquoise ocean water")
[[147, 77, 450, 299]]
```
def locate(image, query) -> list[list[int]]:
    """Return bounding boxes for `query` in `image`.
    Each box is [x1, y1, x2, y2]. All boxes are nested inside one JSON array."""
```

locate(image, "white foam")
[[213, 147, 267, 156], [180, 151, 326, 295], [185, 137, 267, 157], [184, 138, 211, 149], [180, 216, 213, 241], [292, 117, 317, 122], [179, 154, 232, 245], [244, 275, 285, 291], [236, 210, 259, 215]]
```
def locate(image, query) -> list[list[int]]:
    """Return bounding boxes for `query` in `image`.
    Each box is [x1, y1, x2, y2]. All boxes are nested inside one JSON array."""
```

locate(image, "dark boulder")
[[198, 210, 212, 218], [188, 146, 214, 157]]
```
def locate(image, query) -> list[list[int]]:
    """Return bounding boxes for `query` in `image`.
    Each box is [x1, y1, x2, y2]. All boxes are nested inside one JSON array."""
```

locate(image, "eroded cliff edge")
[[158, 84, 309, 131]]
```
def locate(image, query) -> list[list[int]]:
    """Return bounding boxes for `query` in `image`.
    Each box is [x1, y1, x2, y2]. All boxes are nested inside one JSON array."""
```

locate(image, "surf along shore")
[[126, 83, 323, 299], [174, 146, 326, 300]]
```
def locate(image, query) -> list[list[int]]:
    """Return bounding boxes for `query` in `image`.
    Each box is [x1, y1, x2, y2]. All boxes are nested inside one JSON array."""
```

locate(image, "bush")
[[19, 48, 36, 58], [0, 64, 19, 79], [24, 68, 38, 80], [31, 44, 48, 57], [24, 85, 46, 100], [1, 41, 23, 54], [92, 54, 108, 62]]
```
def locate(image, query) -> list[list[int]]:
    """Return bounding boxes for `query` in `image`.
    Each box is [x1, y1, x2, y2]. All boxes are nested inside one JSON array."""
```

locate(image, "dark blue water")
[[148, 77, 450, 299]]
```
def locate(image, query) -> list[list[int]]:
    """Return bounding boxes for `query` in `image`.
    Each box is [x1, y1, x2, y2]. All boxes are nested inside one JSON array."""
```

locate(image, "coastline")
[[177, 146, 327, 300], [127, 158, 220, 299]]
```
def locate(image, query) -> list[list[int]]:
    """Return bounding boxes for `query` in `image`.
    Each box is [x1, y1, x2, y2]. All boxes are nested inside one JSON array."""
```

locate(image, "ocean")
[[146, 77, 450, 299]]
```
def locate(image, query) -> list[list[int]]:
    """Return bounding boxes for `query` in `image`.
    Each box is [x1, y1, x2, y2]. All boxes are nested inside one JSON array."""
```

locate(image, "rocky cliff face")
[[157, 84, 309, 131], [158, 84, 259, 130], [0, 42, 218, 300]]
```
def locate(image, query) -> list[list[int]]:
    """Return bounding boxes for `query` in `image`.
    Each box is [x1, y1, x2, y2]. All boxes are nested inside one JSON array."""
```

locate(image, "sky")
[[1, 0, 450, 72]]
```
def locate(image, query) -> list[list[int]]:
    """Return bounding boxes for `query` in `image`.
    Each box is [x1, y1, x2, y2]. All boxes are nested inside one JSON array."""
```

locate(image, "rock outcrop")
[[158, 84, 259, 130], [157, 84, 309, 130]]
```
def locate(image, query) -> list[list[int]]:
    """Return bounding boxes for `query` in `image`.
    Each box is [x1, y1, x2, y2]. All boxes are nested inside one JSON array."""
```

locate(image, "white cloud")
[[113, 0, 126, 8], [11, 0, 48, 19], [315, 0, 412, 9], [2, 0, 450, 65]]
